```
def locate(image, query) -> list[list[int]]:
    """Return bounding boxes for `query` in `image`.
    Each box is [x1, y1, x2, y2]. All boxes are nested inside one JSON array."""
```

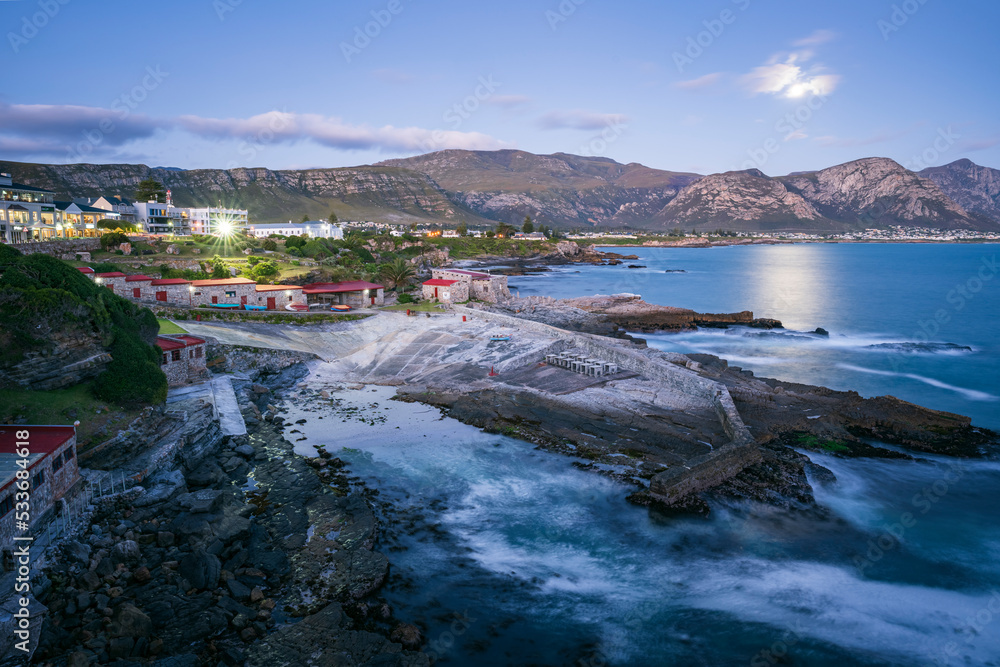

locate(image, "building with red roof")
[[430, 268, 509, 303], [156, 335, 207, 386], [124, 274, 154, 299], [0, 425, 79, 551], [94, 271, 128, 294], [76, 266, 95, 275], [254, 283, 305, 310], [301, 281, 384, 307], [422, 278, 468, 303], [149, 279, 192, 306], [190, 277, 257, 307]]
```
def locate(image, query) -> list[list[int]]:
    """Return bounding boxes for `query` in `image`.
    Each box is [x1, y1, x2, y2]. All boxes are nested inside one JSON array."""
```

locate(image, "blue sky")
[[2, 0, 997, 175]]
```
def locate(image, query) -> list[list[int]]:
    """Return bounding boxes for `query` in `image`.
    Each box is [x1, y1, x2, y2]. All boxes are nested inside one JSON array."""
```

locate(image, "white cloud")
[[742, 54, 840, 98], [784, 129, 808, 141], [674, 72, 723, 91], [538, 110, 628, 131]]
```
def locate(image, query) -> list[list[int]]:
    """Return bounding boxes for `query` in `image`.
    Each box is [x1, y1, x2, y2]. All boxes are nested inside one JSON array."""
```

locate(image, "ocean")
[[285, 243, 1000, 666]]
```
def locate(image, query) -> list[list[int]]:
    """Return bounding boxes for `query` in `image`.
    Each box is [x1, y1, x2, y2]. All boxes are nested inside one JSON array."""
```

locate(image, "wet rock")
[[177, 489, 225, 513], [157, 531, 175, 548], [178, 549, 221, 591], [235, 444, 255, 458], [226, 579, 251, 601], [64, 539, 91, 565], [813, 327, 830, 336], [110, 603, 152, 638], [390, 623, 423, 650], [111, 540, 141, 567], [133, 566, 152, 584]]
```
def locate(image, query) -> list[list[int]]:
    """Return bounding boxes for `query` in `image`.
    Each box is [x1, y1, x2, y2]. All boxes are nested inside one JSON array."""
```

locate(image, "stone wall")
[[7, 238, 100, 257], [206, 342, 317, 381]]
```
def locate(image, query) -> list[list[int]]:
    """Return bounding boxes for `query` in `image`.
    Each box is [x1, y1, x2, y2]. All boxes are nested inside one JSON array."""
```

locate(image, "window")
[[52, 455, 63, 473], [162, 353, 168, 365], [195, 347, 203, 358], [225, 290, 236, 297], [171, 350, 181, 361], [64, 447, 74, 462], [32, 470, 45, 489], [0, 494, 13, 517], [194, 291, 202, 296]]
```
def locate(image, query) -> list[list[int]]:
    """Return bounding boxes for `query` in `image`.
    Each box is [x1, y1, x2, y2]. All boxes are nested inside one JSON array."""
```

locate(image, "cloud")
[[674, 72, 723, 91], [537, 110, 628, 131], [793, 29, 837, 47], [485, 94, 532, 109], [372, 68, 414, 84], [0, 102, 510, 159], [0, 101, 162, 145], [741, 53, 840, 98], [784, 130, 808, 141]]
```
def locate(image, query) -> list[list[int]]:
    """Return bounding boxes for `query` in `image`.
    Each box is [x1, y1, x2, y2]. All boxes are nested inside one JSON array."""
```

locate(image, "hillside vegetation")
[[0, 245, 167, 407]]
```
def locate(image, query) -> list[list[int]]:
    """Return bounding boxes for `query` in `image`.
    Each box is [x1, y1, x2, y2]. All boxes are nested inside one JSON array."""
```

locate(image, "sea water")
[[286, 244, 1000, 666]]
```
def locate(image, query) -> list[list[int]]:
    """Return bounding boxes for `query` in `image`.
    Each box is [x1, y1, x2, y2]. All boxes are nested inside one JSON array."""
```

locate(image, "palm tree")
[[379, 258, 416, 290], [340, 232, 365, 251]]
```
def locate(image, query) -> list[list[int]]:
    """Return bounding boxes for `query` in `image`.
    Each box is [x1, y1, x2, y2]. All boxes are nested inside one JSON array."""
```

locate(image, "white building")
[[247, 221, 344, 240], [187, 207, 249, 235], [75, 196, 135, 222], [132, 202, 189, 234]]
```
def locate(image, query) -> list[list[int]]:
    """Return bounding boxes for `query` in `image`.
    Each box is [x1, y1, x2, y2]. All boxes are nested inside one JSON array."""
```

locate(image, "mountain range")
[[2, 151, 998, 232]]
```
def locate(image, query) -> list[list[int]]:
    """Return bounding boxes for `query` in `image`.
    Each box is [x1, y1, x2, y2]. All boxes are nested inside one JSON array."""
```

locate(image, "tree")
[[262, 239, 277, 251], [456, 222, 468, 236], [495, 222, 516, 238], [409, 223, 417, 232], [209, 255, 229, 279], [134, 178, 166, 204], [522, 216, 534, 234], [485, 230, 495, 238], [328, 211, 338, 224], [301, 214, 310, 223], [245, 259, 279, 281], [100, 232, 130, 251], [378, 257, 416, 290]]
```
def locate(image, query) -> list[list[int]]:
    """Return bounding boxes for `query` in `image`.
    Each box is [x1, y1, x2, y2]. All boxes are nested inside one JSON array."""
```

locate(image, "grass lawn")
[[0, 384, 142, 453], [157, 319, 188, 334], [381, 300, 451, 312]]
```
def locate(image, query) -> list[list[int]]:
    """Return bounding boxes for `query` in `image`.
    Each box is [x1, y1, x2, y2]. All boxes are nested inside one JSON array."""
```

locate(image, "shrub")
[[287, 247, 302, 257], [100, 232, 130, 251], [397, 292, 415, 304], [262, 239, 277, 251]]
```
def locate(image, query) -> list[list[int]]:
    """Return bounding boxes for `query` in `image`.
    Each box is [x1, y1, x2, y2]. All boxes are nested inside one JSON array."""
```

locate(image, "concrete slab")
[[211, 376, 247, 436]]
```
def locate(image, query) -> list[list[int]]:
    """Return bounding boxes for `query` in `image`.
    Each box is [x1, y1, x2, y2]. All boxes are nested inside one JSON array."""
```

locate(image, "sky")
[[1, 0, 998, 176]]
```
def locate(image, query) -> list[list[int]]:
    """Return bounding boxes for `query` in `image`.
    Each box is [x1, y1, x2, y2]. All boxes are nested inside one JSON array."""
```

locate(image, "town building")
[[189, 277, 257, 307], [0, 173, 58, 243], [94, 271, 128, 295], [125, 274, 154, 300], [74, 196, 135, 223], [254, 284, 305, 310], [0, 425, 80, 554], [422, 278, 469, 303], [149, 278, 193, 305], [187, 207, 249, 236], [302, 281, 385, 308], [56, 201, 111, 234], [156, 335, 207, 386], [132, 201, 190, 235], [247, 221, 344, 240], [430, 268, 510, 303]]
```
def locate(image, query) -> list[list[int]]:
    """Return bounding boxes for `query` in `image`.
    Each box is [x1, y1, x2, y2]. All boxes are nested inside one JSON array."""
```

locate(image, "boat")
[[285, 303, 309, 312], [207, 303, 241, 309], [489, 334, 511, 342], [331, 305, 352, 312], [243, 304, 267, 311]]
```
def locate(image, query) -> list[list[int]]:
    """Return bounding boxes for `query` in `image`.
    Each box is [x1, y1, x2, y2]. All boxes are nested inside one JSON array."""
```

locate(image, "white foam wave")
[[837, 364, 998, 402]]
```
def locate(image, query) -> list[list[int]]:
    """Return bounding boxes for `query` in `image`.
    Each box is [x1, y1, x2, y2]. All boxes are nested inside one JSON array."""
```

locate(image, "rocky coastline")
[[23, 352, 428, 667]]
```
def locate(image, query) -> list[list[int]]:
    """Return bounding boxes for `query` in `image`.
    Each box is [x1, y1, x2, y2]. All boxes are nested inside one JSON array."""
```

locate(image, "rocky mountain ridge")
[[2, 153, 998, 232]]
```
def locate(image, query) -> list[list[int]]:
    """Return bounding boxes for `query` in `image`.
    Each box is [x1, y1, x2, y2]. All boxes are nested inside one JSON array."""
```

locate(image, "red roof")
[[0, 425, 75, 455], [150, 279, 191, 286], [96, 272, 126, 278], [255, 284, 302, 292], [302, 281, 384, 294], [156, 335, 204, 351], [423, 279, 458, 287], [125, 274, 153, 282], [76, 267, 95, 274], [190, 278, 256, 287]]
